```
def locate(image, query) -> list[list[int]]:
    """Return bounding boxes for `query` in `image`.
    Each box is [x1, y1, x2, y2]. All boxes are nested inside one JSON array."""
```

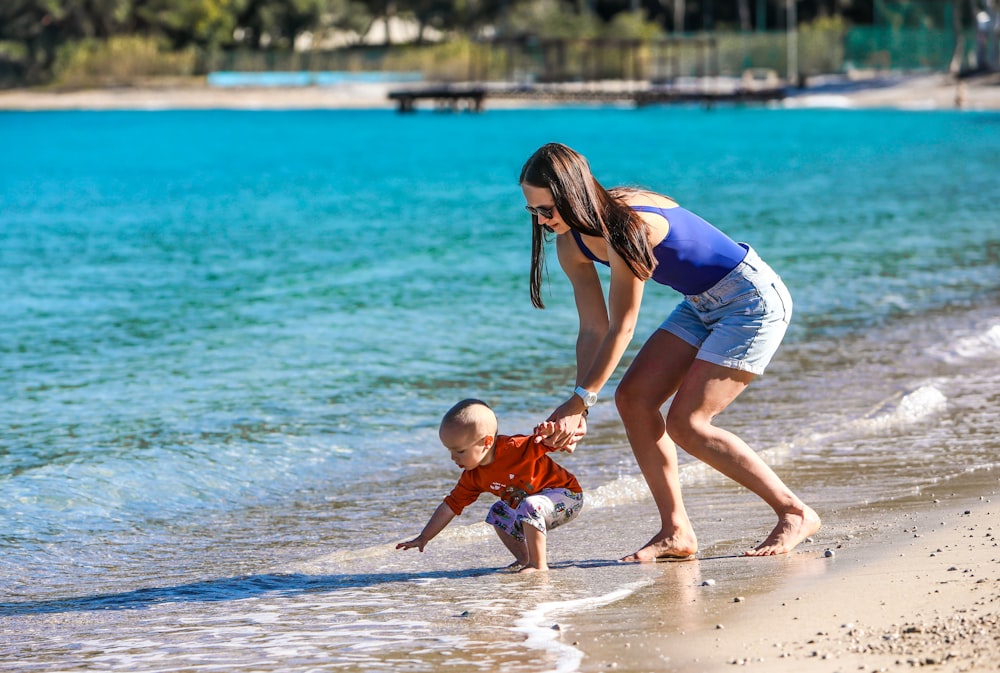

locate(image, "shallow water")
[[1, 106, 999, 671]]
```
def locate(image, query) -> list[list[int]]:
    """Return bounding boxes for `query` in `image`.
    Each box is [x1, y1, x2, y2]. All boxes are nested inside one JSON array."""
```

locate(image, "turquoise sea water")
[[2, 107, 999, 671]]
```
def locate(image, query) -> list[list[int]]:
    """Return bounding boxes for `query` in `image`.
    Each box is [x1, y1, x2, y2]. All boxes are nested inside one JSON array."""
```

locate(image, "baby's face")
[[440, 424, 493, 471]]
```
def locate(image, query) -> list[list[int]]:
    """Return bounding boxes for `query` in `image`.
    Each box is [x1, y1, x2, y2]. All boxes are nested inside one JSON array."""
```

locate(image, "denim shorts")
[[659, 244, 792, 376], [486, 488, 584, 542]]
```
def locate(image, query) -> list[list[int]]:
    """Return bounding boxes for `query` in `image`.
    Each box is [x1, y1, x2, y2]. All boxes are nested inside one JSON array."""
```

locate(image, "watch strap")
[[573, 385, 597, 407]]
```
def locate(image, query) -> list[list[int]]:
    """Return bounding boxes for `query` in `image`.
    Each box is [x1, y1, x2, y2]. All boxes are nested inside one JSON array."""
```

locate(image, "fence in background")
[[206, 26, 979, 84]]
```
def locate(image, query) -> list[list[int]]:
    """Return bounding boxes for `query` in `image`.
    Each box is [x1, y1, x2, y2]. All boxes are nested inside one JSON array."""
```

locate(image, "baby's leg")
[[493, 526, 529, 567], [520, 524, 548, 573], [522, 489, 584, 572], [517, 490, 580, 573], [486, 501, 529, 567]]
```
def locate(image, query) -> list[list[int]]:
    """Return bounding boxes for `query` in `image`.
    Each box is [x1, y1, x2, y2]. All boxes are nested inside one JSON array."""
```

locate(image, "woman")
[[520, 142, 819, 560]]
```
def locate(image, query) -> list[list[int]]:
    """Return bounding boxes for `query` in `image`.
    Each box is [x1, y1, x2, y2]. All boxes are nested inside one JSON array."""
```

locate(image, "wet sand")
[[568, 467, 1000, 672], [1, 72, 998, 111]]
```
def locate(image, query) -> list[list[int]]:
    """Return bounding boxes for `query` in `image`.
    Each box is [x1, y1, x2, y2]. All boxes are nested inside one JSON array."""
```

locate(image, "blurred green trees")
[[0, 0, 985, 86]]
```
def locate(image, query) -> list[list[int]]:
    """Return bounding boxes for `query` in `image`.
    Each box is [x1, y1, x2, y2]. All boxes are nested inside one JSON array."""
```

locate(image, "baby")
[[396, 398, 584, 573]]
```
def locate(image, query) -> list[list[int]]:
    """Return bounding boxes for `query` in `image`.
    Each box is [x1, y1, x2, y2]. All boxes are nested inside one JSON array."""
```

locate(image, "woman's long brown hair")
[[520, 143, 656, 308]]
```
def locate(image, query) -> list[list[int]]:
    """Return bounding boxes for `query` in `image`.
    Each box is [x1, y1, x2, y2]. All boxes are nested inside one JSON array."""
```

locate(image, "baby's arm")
[[535, 415, 588, 453], [396, 502, 456, 552]]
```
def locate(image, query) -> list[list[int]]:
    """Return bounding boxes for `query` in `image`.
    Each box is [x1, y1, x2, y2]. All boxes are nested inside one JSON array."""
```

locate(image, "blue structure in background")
[[207, 71, 423, 87]]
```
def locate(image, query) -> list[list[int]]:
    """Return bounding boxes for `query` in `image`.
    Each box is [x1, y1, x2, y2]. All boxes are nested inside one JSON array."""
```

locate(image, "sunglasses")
[[525, 204, 555, 219]]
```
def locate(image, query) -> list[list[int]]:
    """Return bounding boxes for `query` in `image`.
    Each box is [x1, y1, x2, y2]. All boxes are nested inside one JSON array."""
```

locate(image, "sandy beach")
[[565, 466, 1000, 673], [1, 72, 998, 111]]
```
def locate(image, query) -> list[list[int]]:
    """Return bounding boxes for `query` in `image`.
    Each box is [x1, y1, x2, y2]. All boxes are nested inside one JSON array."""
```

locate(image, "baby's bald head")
[[440, 398, 497, 438]]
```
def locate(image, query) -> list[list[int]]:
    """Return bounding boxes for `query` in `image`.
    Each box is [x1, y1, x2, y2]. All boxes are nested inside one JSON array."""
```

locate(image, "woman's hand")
[[534, 397, 589, 451]]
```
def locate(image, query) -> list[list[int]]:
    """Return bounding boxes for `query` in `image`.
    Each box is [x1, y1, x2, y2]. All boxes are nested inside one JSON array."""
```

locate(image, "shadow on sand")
[[0, 566, 498, 617], [0, 553, 754, 618]]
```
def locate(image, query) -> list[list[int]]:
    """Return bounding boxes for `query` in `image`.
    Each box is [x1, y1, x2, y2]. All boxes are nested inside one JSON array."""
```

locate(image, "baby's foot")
[[518, 564, 548, 574], [504, 559, 528, 571]]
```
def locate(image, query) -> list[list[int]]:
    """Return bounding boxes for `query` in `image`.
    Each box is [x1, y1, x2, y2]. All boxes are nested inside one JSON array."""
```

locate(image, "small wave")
[[298, 464, 725, 570], [583, 475, 649, 508], [928, 324, 1000, 364], [294, 457, 757, 572], [580, 461, 726, 509], [288, 542, 403, 572], [852, 384, 948, 435]]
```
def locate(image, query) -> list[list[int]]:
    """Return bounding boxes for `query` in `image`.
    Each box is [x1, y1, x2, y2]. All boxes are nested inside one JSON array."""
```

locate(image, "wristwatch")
[[573, 386, 598, 408]]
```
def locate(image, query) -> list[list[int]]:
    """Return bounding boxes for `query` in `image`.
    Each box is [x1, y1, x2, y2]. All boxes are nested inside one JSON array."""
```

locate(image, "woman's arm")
[[539, 235, 645, 444], [577, 246, 645, 393], [561, 237, 610, 383]]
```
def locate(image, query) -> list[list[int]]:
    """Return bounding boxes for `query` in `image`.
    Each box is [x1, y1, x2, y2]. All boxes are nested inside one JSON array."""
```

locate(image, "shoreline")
[[1, 72, 998, 112], [566, 466, 1000, 672]]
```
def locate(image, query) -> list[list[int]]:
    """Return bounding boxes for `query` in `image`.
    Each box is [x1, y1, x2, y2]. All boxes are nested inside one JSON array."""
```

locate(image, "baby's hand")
[[396, 537, 426, 552], [533, 421, 561, 449], [533, 420, 557, 439], [535, 416, 587, 453]]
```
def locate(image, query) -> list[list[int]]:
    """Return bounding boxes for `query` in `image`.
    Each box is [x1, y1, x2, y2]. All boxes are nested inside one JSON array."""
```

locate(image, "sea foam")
[[513, 580, 654, 673], [929, 324, 1000, 365], [852, 385, 948, 435]]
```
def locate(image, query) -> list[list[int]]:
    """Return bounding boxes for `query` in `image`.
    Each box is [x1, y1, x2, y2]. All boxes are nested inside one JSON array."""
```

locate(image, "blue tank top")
[[571, 205, 748, 296]]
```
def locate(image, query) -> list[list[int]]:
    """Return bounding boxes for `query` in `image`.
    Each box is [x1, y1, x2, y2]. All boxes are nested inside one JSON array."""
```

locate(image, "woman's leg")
[[616, 330, 700, 562], [665, 358, 820, 555]]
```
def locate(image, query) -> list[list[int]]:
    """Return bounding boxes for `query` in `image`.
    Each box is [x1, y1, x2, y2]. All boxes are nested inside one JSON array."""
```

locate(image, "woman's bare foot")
[[620, 530, 698, 563], [746, 505, 821, 556]]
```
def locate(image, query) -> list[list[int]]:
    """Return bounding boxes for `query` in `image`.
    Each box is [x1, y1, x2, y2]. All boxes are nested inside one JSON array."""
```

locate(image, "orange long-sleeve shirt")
[[443, 434, 582, 516]]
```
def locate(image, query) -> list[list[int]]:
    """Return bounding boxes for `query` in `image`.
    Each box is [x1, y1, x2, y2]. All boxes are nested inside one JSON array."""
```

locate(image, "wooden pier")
[[387, 86, 487, 112], [387, 82, 786, 112], [387, 36, 788, 113], [633, 85, 787, 107]]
